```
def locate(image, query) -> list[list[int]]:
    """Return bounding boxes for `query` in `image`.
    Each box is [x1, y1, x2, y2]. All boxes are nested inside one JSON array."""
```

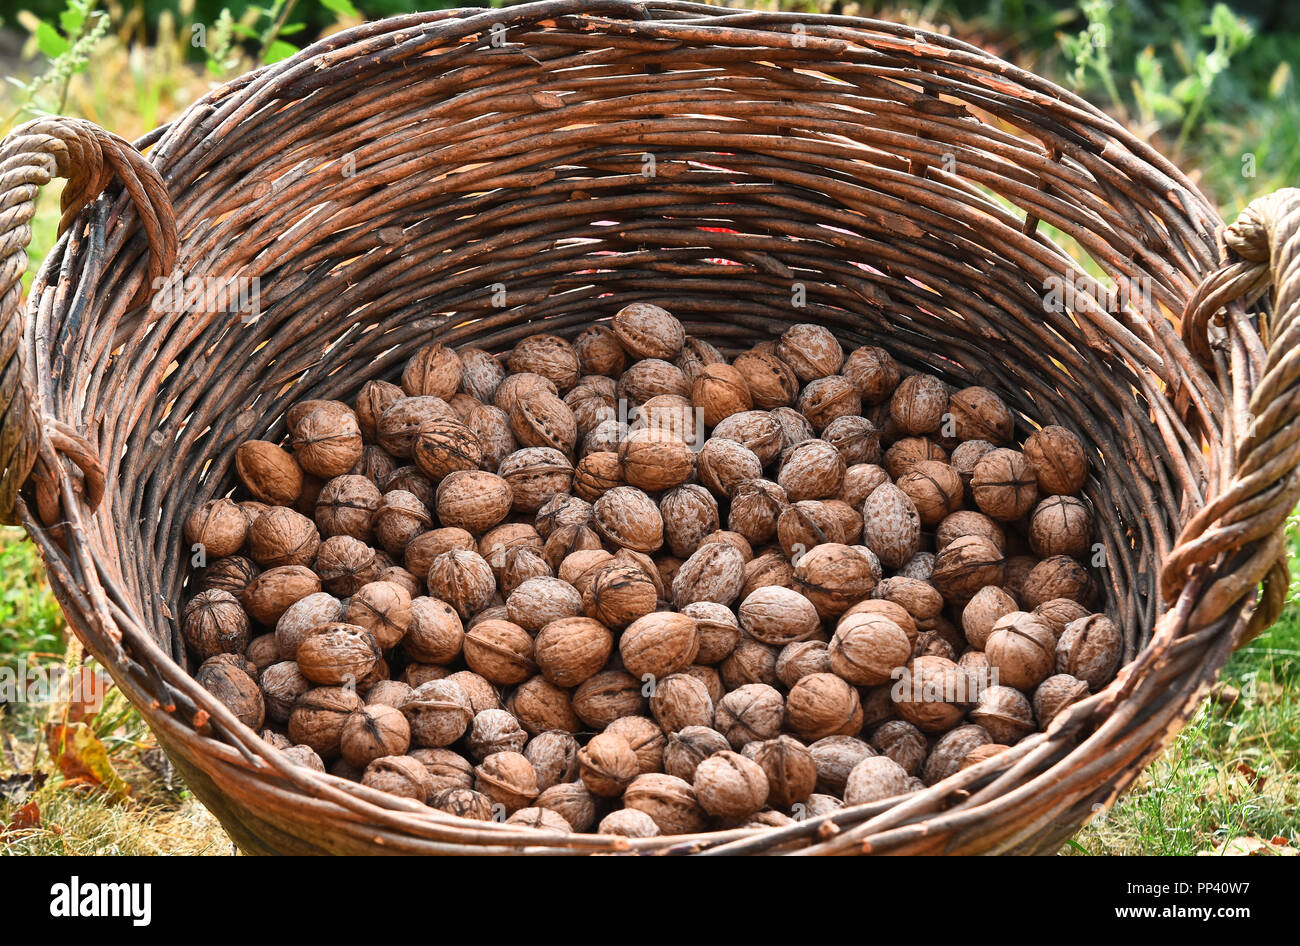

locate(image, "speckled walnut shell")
[[792, 543, 876, 619], [403, 679, 474, 748], [315, 535, 380, 597], [947, 387, 1014, 444], [573, 325, 628, 377], [778, 439, 846, 502], [659, 484, 721, 559], [1023, 425, 1088, 495], [808, 735, 875, 795], [931, 534, 1006, 606], [776, 323, 843, 382], [861, 483, 921, 570], [622, 773, 708, 835], [1028, 495, 1094, 559], [535, 783, 597, 831], [696, 438, 763, 499], [829, 612, 911, 686], [524, 731, 581, 792], [182, 589, 251, 662], [1056, 613, 1122, 689], [731, 349, 800, 409], [572, 671, 646, 729], [892, 656, 967, 733]]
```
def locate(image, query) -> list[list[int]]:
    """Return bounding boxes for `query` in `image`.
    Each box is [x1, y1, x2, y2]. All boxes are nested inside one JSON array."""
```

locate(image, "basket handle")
[[1162, 187, 1300, 641], [0, 117, 177, 525]]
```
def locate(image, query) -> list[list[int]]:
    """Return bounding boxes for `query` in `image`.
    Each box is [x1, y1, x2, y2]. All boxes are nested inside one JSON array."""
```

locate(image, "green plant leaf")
[[263, 40, 299, 64], [58, 6, 85, 38], [279, 23, 307, 36], [34, 21, 70, 59], [319, 0, 361, 18]]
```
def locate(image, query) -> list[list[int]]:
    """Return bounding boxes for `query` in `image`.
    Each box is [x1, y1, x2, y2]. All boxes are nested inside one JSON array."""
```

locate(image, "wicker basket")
[[1, 0, 1296, 855]]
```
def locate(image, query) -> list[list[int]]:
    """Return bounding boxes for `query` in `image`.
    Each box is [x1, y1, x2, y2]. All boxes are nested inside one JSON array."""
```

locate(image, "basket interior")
[[37, 7, 1225, 673]]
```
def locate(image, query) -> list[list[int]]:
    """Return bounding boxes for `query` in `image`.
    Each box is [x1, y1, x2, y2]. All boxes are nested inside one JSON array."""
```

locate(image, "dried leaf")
[[4, 801, 41, 834], [46, 723, 131, 802]]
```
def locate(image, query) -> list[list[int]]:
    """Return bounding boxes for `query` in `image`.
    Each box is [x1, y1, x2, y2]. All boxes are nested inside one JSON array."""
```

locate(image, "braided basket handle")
[[1164, 187, 1300, 642], [0, 117, 177, 526]]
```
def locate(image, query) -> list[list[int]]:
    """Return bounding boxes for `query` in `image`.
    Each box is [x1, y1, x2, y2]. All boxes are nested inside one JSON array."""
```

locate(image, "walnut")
[[463, 707, 528, 760], [776, 324, 843, 381], [710, 411, 783, 465], [338, 703, 411, 769], [740, 551, 795, 601], [871, 576, 943, 625], [524, 731, 581, 791], [690, 363, 751, 428], [947, 387, 1014, 444], [931, 535, 1005, 606], [509, 389, 578, 456], [799, 378, 860, 433], [403, 679, 474, 748], [533, 616, 612, 688], [504, 334, 579, 392], [719, 480, 781, 549], [598, 808, 661, 838], [618, 358, 692, 404], [572, 671, 646, 729], [385, 466, 436, 507], [808, 735, 874, 795], [184, 498, 248, 560], [711, 683, 783, 749], [341, 581, 410, 650], [673, 336, 726, 384], [689, 750, 766, 819], [295, 623, 380, 686], [570, 451, 621, 502], [778, 439, 846, 503], [840, 755, 908, 805], [1030, 598, 1089, 642], [244, 506, 318, 569], [735, 585, 817, 647], [888, 374, 948, 436], [575, 732, 637, 798], [773, 639, 829, 688], [1028, 495, 1094, 559], [838, 464, 889, 509], [273, 591, 345, 660], [792, 543, 875, 619], [610, 303, 684, 360], [666, 542, 742, 610], [1021, 555, 1093, 610], [1033, 673, 1090, 728], [869, 720, 927, 776], [590, 486, 662, 554], [398, 342, 461, 399], [897, 461, 964, 527], [731, 349, 799, 409], [841, 598, 918, 641], [842, 346, 900, 404], [573, 325, 628, 377], [444, 670, 502, 715], [256, 660, 310, 724], [605, 715, 667, 774], [786, 673, 862, 741], [961, 585, 1018, 650], [406, 747, 472, 793], [985, 612, 1057, 690], [1003, 555, 1038, 601], [315, 535, 380, 596], [861, 483, 921, 569], [457, 347, 506, 403], [507, 676, 581, 735], [431, 787, 494, 820], [499, 577, 580, 635], [457, 618, 533, 685], [696, 438, 763, 499], [1023, 425, 1088, 495], [968, 685, 1035, 744], [970, 448, 1039, 522], [950, 439, 995, 488], [774, 501, 846, 560], [288, 403, 363, 479], [829, 612, 911, 686], [619, 612, 699, 681], [358, 755, 431, 801], [635, 394, 700, 446], [676, 602, 738, 667], [579, 563, 654, 630], [623, 773, 708, 834], [408, 420, 481, 482], [820, 416, 879, 468], [194, 656, 264, 730], [645, 672, 712, 732], [935, 510, 1005, 554], [922, 724, 992, 786], [661, 726, 728, 782], [236, 441, 304, 507], [473, 751, 539, 813], [771, 406, 816, 451], [288, 685, 362, 758], [377, 397, 457, 458], [371, 490, 432, 559], [884, 436, 948, 479], [241, 565, 321, 626], [198, 555, 260, 598], [620, 428, 695, 492], [1057, 613, 1122, 689], [313, 475, 381, 543], [534, 783, 597, 831], [737, 736, 813, 810], [182, 589, 251, 662], [892, 656, 966, 732], [424, 549, 495, 619], [398, 596, 462, 665], [719, 638, 780, 691], [654, 485, 718, 559]]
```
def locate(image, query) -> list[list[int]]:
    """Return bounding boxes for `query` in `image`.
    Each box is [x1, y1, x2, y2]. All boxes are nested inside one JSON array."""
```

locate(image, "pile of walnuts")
[[181, 303, 1123, 838]]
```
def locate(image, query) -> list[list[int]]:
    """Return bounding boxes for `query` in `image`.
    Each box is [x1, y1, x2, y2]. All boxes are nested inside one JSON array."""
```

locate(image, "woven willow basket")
[[2, 1, 1297, 855]]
